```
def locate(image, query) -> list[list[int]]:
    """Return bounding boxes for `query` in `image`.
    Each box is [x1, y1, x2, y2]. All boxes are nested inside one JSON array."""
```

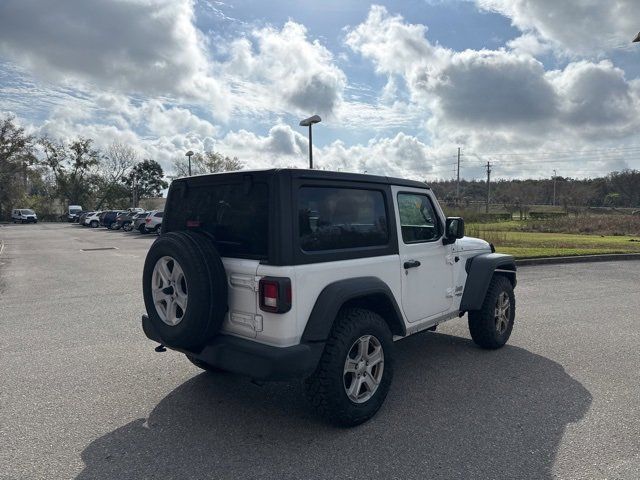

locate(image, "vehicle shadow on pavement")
[[76, 332, 591, 480]]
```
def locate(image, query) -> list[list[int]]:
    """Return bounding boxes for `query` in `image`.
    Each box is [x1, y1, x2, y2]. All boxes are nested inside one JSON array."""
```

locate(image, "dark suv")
[[141, 169, 517, 426], [100, 210, 122, 229]]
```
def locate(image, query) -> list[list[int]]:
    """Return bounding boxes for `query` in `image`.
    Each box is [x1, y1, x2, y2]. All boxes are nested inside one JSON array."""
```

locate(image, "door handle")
[[403, 260, 421, 269]]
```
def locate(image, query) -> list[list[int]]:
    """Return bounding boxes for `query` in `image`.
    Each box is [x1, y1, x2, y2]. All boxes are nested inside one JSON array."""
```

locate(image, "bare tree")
[[173, 151, 242, 177], [95, 142, 137, 209]]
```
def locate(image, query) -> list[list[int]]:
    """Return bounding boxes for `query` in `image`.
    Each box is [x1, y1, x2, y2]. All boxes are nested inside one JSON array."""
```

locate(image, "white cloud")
[[346, 5, 640, 153], [476, 0, 640, 56], [222, 21, 347, 117], [506, 33, 551, 57], [0, 0, 228, 111]]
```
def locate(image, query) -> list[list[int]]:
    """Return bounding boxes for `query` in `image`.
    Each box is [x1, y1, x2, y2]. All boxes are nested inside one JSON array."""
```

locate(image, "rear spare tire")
[[143, 231, 228, 350]]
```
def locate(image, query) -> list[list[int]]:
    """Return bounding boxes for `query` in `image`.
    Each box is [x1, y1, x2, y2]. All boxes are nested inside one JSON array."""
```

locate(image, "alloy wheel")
[[343, 335, 384, 404], [495, 291, 511, 334], [151, 256, 188, 326]]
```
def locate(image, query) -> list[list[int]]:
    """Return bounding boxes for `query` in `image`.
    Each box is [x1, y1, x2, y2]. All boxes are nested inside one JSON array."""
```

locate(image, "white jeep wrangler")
[[142, 169, 516, 426]]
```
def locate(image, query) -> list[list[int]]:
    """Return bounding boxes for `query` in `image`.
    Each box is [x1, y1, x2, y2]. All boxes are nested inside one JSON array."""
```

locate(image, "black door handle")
[[404, 260, 421, 269]]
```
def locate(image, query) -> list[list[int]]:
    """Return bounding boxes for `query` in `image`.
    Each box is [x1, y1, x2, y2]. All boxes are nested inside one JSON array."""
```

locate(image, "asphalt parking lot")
[[1, 223, 639, 479]]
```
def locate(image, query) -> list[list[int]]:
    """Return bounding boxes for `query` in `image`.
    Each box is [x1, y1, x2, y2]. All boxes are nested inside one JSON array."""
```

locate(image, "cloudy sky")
[[1, 0, 639, 181]]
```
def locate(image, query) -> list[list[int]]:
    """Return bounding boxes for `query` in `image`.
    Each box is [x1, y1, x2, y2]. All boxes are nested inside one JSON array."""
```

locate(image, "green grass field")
[[467, 222, 640, 259]]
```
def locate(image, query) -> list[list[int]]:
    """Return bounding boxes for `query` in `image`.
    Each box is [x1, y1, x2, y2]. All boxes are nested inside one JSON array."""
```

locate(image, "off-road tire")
[[143, 231, 228, 350], [185, 354, 225, 373], [304, 308, 394, 427], [468, 275, 515, 349]]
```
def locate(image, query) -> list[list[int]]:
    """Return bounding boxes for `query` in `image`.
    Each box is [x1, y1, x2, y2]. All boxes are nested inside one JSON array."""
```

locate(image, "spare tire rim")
[[495, 291, 511, 334], [343, 335, 384, 404], [152, 256, 188, 326]]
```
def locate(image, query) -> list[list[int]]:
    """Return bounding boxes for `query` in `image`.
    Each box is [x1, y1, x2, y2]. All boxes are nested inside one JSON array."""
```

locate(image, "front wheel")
[[304, 308, 394, 427], [468, 275, 515, 349]]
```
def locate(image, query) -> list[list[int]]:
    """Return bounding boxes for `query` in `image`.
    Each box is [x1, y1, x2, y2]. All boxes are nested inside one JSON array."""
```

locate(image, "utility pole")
[[552, 170, 557, 206], [485, 161, 491, 214], [456, 147, 461, 204]]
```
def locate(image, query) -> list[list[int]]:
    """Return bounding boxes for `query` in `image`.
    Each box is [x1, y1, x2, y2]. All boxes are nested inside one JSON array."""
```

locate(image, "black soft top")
[[171, 168, 430, 190]]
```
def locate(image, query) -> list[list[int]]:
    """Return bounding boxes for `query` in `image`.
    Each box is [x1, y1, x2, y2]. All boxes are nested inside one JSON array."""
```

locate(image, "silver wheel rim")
[[152, 256, 188, 326], [495, 291, 511, 334], [343, 335, 384, 404]]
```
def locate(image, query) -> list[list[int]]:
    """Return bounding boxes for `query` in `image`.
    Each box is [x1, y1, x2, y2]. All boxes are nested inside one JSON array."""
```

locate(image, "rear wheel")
[[304, 308, 394, 427], [90, 220, 98, 228], [139, 224, 147, 234], [468, 275, 515, 349]]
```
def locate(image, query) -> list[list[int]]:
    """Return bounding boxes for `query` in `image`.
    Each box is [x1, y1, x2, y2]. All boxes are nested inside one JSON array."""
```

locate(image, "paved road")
[[1, 223, 639, 479]]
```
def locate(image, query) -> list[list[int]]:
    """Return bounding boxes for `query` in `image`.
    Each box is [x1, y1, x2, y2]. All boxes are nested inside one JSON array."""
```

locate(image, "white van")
[[11, 209, 38, 223], [67, 205, 83, 222]]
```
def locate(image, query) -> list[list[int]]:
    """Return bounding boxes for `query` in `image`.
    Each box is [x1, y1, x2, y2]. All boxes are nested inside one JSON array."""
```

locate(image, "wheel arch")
[[460, 253, 516, 312], [301, 277, 406, 343]]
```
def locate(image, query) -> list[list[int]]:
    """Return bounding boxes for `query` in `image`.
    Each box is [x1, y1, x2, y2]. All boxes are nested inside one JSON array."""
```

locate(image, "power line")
[[467, 145, 640, 157]]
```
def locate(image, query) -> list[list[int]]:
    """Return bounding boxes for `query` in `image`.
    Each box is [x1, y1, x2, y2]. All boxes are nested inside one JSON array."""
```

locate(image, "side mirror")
[[443, 217, 464, 244]]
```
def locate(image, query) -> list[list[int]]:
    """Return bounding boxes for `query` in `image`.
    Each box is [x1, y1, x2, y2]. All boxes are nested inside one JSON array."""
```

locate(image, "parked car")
[[134, 212, 151, 233], [141, 169, 517, 426], [100, 210, 123, 229], [11, 208, 38, 223], [67, 205, 83, 222], [112, 208, 144, 230], [143, 210, 163, 234], [78, 211, 93, 226], [124, 211, 147, 231], [83, 211, 102, 228]]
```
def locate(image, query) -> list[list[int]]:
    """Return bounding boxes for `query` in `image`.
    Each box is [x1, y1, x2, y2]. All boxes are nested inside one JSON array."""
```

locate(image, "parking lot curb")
[[516, 253, 640, 266]]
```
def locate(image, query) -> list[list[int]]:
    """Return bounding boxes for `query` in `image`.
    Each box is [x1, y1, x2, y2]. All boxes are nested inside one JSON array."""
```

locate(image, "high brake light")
[[259, 277, 292, 314]]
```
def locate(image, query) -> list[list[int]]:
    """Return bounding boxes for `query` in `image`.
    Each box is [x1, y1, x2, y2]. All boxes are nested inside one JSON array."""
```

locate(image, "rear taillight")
[[259, 277, 292, 314], [145, 218, 151, 223]]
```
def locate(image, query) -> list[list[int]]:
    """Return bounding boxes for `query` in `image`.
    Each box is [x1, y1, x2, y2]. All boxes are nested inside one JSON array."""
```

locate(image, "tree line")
[[432, 171, 640, 214], [0, 116, 241, 220]]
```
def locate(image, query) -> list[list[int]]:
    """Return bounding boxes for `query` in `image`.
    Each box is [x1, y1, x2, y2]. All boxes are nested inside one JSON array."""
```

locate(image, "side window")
[[397, 193, 442, 243], [298, 187, 388, 251]]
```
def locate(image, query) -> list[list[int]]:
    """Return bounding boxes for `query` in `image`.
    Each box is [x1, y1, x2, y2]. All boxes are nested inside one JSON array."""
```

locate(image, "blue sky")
[[1, 0, 639, 181]]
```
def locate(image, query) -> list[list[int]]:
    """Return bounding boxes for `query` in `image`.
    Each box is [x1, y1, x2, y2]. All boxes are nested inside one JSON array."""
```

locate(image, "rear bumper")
[[142, 314, 324, 381]]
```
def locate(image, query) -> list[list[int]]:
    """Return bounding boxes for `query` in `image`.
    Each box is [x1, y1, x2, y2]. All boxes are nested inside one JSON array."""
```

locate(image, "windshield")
[[21, 209, 35, 215], [165, 181, 269, 259], [70, 208, 81, 214]]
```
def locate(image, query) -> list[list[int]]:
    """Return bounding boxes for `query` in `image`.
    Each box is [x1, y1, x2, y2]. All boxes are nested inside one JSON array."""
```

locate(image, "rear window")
[[298, 187, 388, 251], [154, 212, 163, 218], [166, 182, 269, 259]]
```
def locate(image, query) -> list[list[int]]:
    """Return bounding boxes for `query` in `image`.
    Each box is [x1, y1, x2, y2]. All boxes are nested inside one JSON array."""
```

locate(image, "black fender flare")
[[301, 277, 406, 343], [460, 253, 517, 311]]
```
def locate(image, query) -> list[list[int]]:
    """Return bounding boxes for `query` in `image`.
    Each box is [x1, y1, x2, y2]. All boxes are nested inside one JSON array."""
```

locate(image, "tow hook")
[[154, 344, 167, 352]]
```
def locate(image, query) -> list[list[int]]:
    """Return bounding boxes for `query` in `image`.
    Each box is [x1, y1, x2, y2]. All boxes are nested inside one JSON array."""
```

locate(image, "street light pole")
[[185, 150, 194, 176], [299, 115, 321, 169], [132, 172, 138, 208]]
